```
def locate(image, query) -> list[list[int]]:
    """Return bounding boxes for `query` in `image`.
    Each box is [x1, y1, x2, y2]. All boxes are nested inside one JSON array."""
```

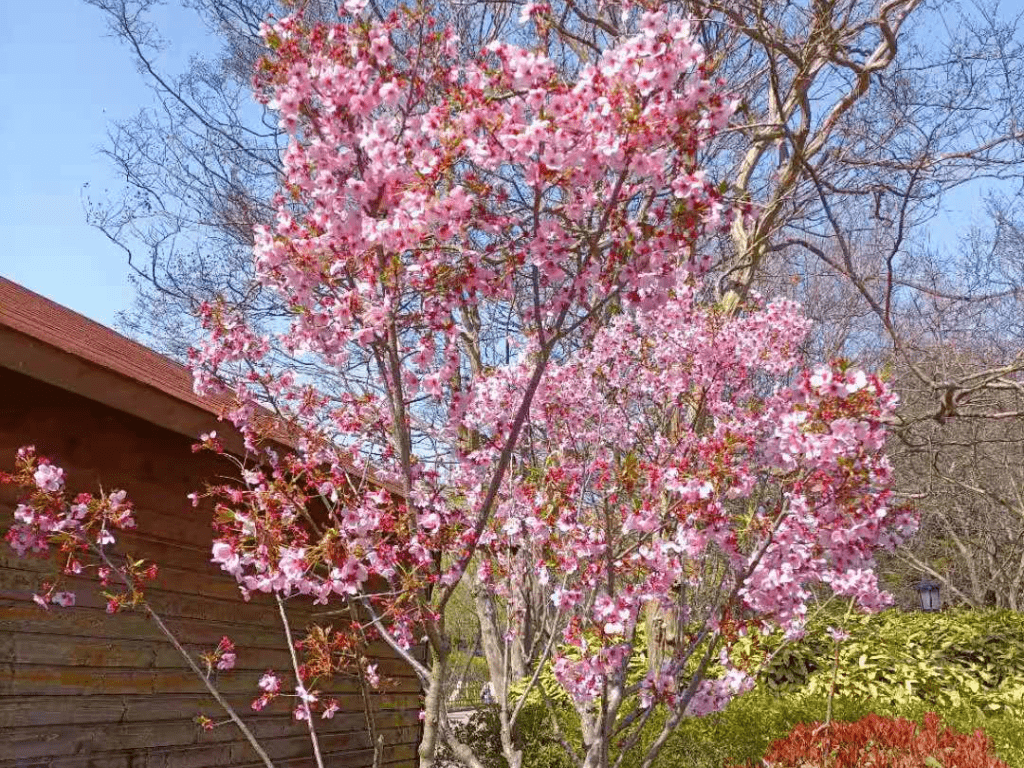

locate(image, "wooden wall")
[[0, 367, 422, 766]]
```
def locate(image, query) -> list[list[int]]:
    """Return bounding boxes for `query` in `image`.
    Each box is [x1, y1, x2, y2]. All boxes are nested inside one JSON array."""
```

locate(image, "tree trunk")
[[418, 655, 446, 768]]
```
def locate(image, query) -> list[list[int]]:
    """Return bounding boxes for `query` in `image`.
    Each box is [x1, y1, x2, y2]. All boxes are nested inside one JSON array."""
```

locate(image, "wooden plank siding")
[[0, 365, 422, 765]]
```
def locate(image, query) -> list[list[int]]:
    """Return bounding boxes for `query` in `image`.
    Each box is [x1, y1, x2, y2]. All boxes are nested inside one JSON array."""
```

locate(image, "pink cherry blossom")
[[33, 463, 64, 492], [827, 626, 851, 643], [364, 663, 380, 689], [259, 671, 281, 694], [215, 636, 237, 671], [3, 449, 153, 621]]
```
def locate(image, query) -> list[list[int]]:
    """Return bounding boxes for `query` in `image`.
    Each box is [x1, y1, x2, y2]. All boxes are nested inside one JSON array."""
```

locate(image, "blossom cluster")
[[250, 670, 345, 723], [192, 3, 737, 444], [1, 449, 371, 728], [200, 636, 237, 673], [1, 446, 150, 612], [465, 283, 916, 704]]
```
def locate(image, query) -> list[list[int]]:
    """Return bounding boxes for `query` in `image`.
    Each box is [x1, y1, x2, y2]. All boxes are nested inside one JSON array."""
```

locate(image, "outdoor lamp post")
[[915, 579, 941, 612]]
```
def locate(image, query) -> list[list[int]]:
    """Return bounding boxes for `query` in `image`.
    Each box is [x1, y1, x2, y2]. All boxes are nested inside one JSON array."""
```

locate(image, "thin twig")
[[277, 595, 326, 768], [96, 547, 276, 767]]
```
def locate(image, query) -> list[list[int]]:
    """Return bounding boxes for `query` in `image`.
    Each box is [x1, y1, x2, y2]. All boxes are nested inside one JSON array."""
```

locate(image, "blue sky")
[[0, 1, 215, 328]]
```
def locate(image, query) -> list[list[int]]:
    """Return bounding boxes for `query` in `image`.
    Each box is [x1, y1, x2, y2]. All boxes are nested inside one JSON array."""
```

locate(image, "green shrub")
[[734, 608, 1024, 715], [447, 609, 1024, 768], [444, 693, 1024, 768]]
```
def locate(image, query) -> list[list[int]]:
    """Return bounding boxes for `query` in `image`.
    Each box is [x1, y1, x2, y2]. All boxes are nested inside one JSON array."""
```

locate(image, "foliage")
[[481, 610, 1024, 768], [658, 696, 1023, 768], [739, 712, 1008, 768], [732, 609, 1024, 715], [445, 649, 491, 709], [513, 607, 1024, 721], [454, 694, 1024, 768]]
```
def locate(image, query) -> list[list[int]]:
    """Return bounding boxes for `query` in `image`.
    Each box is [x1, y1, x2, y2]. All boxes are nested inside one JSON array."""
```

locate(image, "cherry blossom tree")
[[84, 0, 1024, 633], [132, 3, 913, 767], [2, 1, 916, 763]]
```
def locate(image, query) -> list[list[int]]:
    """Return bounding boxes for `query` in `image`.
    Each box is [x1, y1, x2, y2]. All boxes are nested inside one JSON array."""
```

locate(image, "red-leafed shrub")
[[739, 712, 1008, 768]]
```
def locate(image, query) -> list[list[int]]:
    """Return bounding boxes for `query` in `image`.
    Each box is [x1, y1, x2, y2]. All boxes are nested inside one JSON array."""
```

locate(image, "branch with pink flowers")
[[1, 448, 390, 768]]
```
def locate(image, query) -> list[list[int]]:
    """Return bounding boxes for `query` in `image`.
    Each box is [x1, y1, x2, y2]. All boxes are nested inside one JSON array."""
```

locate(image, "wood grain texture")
[[0, 367, 422, 764], [0, 733, 420, 768], [4, 718, 420, 759]]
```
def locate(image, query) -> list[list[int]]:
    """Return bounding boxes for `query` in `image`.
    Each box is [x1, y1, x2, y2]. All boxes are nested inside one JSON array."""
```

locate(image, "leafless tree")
[[894, 371, 1024, 609]]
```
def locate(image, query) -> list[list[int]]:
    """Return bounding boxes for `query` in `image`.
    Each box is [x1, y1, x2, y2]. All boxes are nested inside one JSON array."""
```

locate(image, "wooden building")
[[0, 278, 421, 766]]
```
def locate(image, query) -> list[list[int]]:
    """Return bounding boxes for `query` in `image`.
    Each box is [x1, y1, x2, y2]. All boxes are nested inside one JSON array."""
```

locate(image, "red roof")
[[0, 276, 236, 418], [0, 277, 402, 494]]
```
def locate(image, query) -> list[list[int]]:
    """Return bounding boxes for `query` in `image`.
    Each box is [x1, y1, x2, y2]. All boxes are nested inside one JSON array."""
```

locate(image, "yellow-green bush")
[[502, 695, 1024, 768], [450, 609, 1024, 768], [736, 608, 1024, 714]]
